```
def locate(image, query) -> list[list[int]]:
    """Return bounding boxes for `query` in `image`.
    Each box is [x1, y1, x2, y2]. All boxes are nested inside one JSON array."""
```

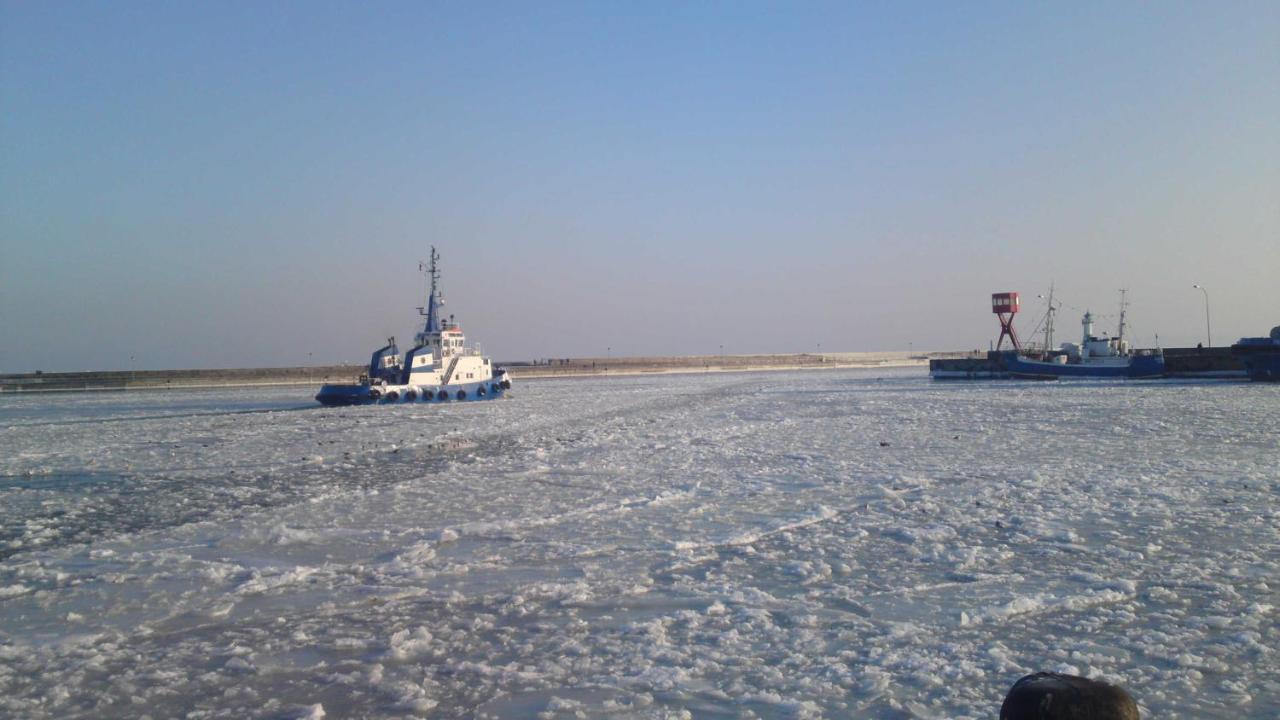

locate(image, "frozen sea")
[[1, 368, 1277, 719]]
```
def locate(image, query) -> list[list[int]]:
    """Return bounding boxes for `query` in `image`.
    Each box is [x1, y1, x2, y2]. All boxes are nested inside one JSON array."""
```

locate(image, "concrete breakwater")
[[507, 351, 941, 378], [0, 352, 950, 393], [0, 366, 366, 393]]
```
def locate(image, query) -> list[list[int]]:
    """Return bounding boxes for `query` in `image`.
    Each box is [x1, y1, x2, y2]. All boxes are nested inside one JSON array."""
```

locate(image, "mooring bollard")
[[1000, 672, 1139, 720]]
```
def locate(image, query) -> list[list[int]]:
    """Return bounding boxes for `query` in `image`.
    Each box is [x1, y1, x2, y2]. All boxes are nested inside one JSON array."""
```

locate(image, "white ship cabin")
[[403, 321, 493, 386], [1059, 311, 1130, 364]]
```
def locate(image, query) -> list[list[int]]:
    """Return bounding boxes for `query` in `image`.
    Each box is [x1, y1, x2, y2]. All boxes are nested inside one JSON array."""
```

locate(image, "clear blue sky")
[[2, 2, 1277, 371]]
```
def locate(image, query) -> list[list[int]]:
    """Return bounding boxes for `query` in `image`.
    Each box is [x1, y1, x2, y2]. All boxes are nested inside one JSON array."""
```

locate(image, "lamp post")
[[1192, 285, 1211, 347]]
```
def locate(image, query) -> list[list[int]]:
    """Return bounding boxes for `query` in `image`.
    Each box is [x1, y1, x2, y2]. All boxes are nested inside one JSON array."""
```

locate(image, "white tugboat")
[[316, 248, 511, 406]]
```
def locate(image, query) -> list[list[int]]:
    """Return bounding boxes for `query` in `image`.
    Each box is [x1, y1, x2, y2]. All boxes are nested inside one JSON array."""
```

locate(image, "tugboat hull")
[[317, 376, 511, 407], [315, 384, 373, 406]]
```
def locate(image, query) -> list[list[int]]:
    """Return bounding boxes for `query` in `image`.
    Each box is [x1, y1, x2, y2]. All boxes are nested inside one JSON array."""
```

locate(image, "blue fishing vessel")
[[1003, 308, 1167, 379], [1005, 292, 1164, 379], [931, 289, 1165, 380], [1230, 326, 1280, 382], [316, 248, 510, 406]]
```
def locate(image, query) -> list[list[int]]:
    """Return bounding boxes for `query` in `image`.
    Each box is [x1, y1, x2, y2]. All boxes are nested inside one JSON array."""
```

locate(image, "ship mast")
[[417, 247, 444, 336], [1042, 283, 1056, 353], [1117, 288, 1128, 344]]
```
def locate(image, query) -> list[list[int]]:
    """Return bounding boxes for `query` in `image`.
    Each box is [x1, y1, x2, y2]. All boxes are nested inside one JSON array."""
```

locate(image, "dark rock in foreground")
[[1000, 672, 1139, 720]]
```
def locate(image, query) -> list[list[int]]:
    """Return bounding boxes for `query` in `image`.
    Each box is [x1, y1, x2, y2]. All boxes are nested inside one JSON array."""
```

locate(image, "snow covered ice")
[[1, 369, 1277, 718]]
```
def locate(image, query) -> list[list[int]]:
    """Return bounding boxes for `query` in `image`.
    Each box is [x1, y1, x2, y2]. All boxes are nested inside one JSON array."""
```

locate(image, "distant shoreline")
[[1, 351, 965, 394]]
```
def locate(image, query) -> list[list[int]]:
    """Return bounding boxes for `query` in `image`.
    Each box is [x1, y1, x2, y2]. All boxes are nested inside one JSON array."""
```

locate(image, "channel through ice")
[[1, 369, 1277, 718]]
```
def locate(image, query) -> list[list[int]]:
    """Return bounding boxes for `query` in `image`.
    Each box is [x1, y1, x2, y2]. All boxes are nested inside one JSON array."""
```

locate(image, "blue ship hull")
[[315, 384, 373, 406], [316, 377, 510, 407], [1004, 352, 1165, 379]]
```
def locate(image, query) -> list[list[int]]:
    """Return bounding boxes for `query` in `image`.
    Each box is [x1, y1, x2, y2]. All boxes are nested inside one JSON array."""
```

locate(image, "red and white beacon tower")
[[992, 292, 1021, 351]]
